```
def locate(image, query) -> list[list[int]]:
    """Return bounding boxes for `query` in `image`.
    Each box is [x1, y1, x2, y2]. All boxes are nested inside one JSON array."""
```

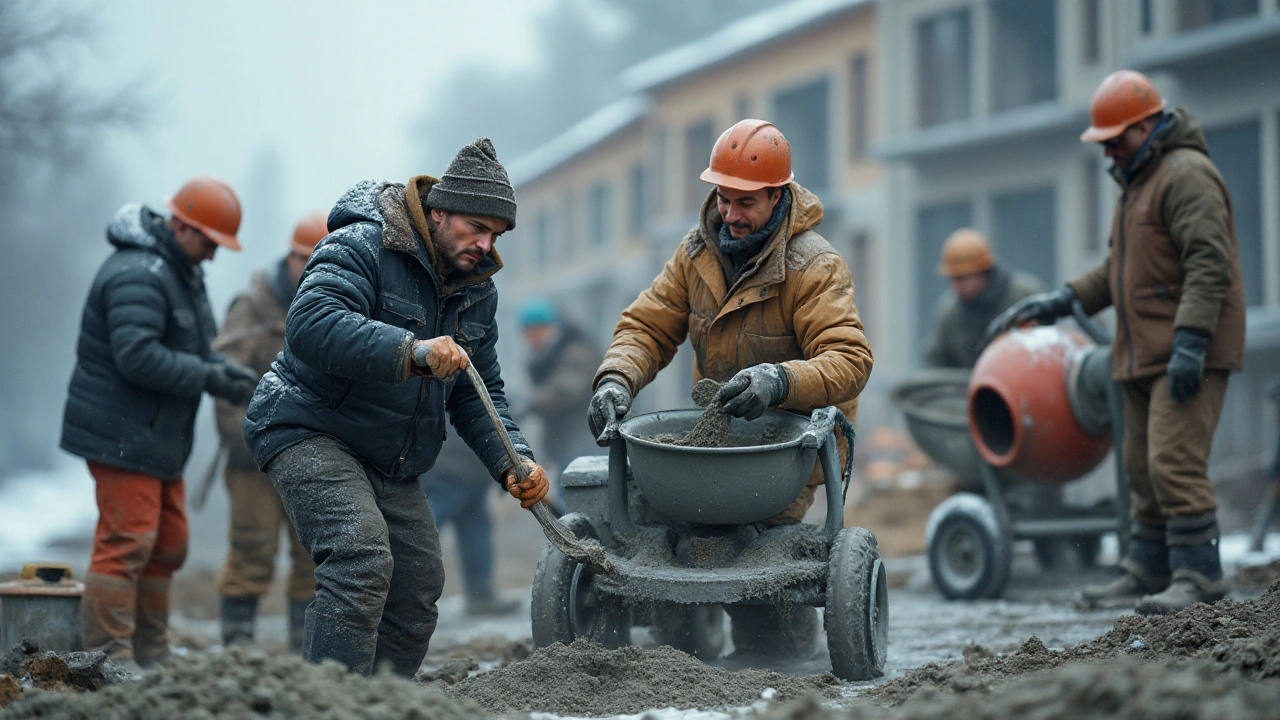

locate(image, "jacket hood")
[[699, 181, 824, 242], [1116, 107, 1209, 185], [107, 204, 166, 251]]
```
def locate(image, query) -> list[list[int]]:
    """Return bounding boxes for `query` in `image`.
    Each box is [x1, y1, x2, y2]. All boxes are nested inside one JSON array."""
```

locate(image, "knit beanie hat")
[[426, 138, 517, 230]]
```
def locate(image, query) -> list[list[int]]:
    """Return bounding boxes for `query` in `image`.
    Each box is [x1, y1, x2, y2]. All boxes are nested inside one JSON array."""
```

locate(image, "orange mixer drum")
[[968, 326, 1112, 484]]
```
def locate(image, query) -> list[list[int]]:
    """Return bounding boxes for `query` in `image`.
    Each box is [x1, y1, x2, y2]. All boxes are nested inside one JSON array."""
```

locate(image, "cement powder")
[[446, 640, 839, 716], [0, 645, 486, 720]]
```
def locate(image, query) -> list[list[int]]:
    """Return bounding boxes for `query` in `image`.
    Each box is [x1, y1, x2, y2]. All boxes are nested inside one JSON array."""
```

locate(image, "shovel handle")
[[462, 359, 530, 483]]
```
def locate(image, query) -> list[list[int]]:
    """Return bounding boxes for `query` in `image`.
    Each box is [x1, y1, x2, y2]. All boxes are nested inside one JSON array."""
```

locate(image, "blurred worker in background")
[[990, 70, 1246, 615], [61, 177, 257, 668], [519, 298, 603, 480], [212, 211, 328, 651], [419, 428, 520, 616], [589, 119, 872, 660], [243, 139, 549, 677], [924, 228, 1044, 369]]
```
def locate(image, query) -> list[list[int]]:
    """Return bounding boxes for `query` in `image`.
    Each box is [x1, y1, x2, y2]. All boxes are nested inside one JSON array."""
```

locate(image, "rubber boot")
[[220, 596, 259, 647], [303, 607, 379, 676], [1079, 521, 1171, 608], [134, 577, 172, 667], [1136, 513, 1226, 616], [287, 597, 309, 654], [81, 572, 136, 661]]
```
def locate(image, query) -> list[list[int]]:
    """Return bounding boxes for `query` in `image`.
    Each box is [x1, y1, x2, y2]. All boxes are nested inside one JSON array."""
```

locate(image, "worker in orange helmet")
[[212, 211, 329, 652], [924, 228, 1044, 369], [61, 177, 257, 670], [990, 70, 1246, 615], [589, 119, 872, 660]]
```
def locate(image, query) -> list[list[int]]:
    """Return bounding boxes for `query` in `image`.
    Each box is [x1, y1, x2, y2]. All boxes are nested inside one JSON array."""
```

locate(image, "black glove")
[[204, 361, 260, 404], [984, 286, 1080, 345], [717, 364, 789, 420], [588, 380, 632, 440], [1167, 327, 1209, 404]]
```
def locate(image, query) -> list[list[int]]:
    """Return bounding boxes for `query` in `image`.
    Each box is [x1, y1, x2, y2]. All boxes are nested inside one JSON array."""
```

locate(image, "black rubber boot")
[[1136, 513, 1225, 616], [303, 607, 379, 676], [1079, 521, 1171, 608], [220, 596, 259, 646], [288, 598, 310, 654]]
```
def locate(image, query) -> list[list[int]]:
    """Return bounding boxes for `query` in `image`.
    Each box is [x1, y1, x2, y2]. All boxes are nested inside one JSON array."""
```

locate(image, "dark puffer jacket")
[[243, 178, 531, 482], [60, 204, 218, 480]]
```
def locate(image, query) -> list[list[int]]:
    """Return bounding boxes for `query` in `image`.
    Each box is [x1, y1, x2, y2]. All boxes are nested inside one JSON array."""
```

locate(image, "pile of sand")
[[446, 640, 839, 716], [0, 646, 484, 720]]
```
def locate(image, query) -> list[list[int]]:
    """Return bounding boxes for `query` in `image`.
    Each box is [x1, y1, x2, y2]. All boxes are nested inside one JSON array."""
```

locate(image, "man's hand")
[[1168, 327, 1209, 403], [717, 364, 789, 420], [411, 336, 468, 380], [588, 380, 631, 439], [504, 460, 549, 509], [984, 286, 1080, 345], [204, 361, 259, 404]]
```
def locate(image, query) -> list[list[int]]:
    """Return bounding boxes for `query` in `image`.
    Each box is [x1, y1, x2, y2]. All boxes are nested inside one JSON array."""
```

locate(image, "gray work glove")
[[985, 286, 1080, 345], [204, 361, 259, 404], [1167, 327, 1209, 404], [588, 380, 631, 441], [717, 364, 789, 421]]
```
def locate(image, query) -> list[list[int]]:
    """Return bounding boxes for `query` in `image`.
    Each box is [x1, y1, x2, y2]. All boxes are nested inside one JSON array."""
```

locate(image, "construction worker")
[[212, 211, 327, 651], [60, 177, 258, 668], [242, 139, 550, 677], [589, 119, 873, 659], [519, 298, 603, 478], [989, 70, 1246, 614], [924, 228, 1044, 369]]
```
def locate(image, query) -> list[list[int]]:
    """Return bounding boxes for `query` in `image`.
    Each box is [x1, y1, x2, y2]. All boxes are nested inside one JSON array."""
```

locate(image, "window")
[[684, 119, 715, 213], [629, 163, 645, 234], [534, 211, 550, 268], [1177, 0, 1258, 31], [587, 181, 613, 248], [917, 9, 971, 127], [561, 191, 576, 256], [992, 186, 1057, 287], [916, 201, 974, 355], [1205, 120, 1263, 305], [1082, 0, 1101, 65], [849, 53, 869, 160], [735, 93, 753, 122], [991, 0, 1057, 112], [772, 76, 832, 190]]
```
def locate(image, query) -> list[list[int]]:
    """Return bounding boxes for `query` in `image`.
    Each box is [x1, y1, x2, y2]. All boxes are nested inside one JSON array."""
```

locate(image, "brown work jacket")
[[213, 265, 290, 468], [595, 182, 872, 427], [1068, 107, 1246, 380]]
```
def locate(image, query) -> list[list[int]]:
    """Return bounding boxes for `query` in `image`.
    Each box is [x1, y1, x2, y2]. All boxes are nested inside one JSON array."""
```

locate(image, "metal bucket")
[[890, 369, 983, 489], [0, 564, 84, 652], [618, 409, 815, 524]]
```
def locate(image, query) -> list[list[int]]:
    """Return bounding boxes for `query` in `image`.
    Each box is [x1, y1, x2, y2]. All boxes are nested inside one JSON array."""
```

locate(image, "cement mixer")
[[897, 309, 1128, 600]]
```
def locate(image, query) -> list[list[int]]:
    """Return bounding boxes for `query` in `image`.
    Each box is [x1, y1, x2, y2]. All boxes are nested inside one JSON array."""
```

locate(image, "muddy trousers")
[[267, 436, 445, 677], [82, 462, 189, 664], [1121, 371, 1228, 524]]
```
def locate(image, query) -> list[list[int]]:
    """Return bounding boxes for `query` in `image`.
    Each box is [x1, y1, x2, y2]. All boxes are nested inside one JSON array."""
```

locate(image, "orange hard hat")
[[167, 176, 242, 251], [290, 210, 329, 256], [699, 119, 794, 192], [938, 228, 995, 277], [1080, 70, 1167, 143]]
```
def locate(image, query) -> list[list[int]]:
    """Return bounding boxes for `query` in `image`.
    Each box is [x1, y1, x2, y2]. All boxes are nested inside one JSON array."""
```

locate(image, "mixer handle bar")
[[1071, 300, 1110, 345]]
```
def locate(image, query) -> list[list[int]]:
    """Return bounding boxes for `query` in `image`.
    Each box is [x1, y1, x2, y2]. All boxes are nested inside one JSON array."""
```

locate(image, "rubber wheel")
[[530, 513, 629, 649], [650, 603, 726, 660], [825, 527, 888, 681], [926, 493, 1012, 600]]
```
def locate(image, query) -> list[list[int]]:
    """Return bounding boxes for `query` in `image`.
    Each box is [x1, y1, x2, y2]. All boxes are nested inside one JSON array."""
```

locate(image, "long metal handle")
[[462, 361, 529, 483]]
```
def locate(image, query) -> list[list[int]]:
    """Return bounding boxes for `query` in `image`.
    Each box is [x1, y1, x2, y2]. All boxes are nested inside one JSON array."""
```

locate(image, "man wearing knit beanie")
[[242, 138, 549, 677]]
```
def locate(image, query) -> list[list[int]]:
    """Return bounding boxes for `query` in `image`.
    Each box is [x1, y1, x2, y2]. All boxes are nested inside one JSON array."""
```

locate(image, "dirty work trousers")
[[1122, 371, 1228, 524], [267, 435, 444, 677], [420, 472, 497, 602], [216, 466, 315, 601], [82, 461, 189, 663]]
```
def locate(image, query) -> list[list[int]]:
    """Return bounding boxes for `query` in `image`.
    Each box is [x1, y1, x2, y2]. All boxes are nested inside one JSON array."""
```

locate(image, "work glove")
[[504, 460, 550, 509], [717, 364, 789, 421], [1167, 327, 1209, 404], [587, 380, 631, 440], [984, 286, 1080, 345], [410, 336, 468, 380], [204, 361, 259, 404]]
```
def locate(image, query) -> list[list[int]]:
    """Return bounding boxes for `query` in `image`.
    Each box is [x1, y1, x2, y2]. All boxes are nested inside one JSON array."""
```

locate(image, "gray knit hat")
[[426, 138, 517, 230]]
